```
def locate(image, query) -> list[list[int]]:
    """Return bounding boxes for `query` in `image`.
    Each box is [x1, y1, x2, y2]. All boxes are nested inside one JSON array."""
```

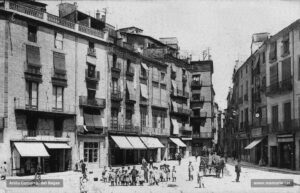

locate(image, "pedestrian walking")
[[131, 166, 138, 186], [177, 153, 182, 166], [143, 165, 149, 183], [149, 156, 153, 169], [219, 158, 225, 177], [171, 166, 176, 182], [235, 160, 241, 182], [80, 174, 88, 193], [188, 161, 194, 181], [80, 160, 86, 175], [139, 167, 145, 185]]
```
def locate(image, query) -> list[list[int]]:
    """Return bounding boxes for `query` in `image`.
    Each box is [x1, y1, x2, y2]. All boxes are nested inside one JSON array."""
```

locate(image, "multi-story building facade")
[[0, 0, 217, 175], [265, 20, 300, 170], [225, 19, 300, 170], [190, 61, 215, 156]]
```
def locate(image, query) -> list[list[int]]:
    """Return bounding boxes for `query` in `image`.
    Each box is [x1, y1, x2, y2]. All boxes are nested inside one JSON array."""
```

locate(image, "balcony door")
[[26, 81, 38, 109], [284, 102, 291, 129]]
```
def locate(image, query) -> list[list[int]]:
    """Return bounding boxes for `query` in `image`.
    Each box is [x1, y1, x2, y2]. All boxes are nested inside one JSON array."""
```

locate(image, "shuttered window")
[[282, 58, 291, 81], [269, 64, 278, 85], [26, 45, 41, 67], [53, 52, 66, 73]]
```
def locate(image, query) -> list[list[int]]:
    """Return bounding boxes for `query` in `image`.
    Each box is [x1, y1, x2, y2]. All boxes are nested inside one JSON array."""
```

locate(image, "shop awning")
[[44, 143, 71, 149], [14, 142, 49, 157], [140, 84, 148, 99], [181, 138, 192, 141], [126, 81, 135, 100], [244, 138, 263, 149], [171, 118, 179, 135], [111, 136, 133, 149], [170, 138, 186, 147], [126, 136, 147, 149], [93, 114, 103, 128], [83, 113, 94, 127], [141, 63, 149, 70], [140, 137, 164, 148]]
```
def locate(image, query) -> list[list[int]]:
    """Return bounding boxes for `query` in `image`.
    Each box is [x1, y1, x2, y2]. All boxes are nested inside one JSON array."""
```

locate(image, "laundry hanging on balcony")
[[126, 81, 136, 100], [171, 118, 179, 135], [140, 84, 148, 99], [171, 101, 178, 111]]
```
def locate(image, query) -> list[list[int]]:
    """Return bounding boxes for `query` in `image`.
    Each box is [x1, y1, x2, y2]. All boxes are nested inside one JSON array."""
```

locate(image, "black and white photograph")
[[0, 0, 300, 192]]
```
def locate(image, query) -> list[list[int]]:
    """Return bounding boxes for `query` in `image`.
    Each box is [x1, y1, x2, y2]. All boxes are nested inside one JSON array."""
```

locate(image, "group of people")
[[101, 158, 177, 186]]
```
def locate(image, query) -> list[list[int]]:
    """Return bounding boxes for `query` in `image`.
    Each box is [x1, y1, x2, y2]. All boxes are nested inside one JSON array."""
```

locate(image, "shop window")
[[28, 24, 37, 42], [83, 142, 98, 163]]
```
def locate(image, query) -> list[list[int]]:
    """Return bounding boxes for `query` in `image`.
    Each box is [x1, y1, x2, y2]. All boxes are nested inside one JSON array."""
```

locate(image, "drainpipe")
[[292, 29, 295, 170]]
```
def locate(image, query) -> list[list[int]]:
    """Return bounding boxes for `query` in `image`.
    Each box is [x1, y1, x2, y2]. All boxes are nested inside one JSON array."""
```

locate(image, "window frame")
[[83, 142, 99, 163], [53, 85, 64, 111], [26, 81, 39, 109], [28, 24, 37, 43], [54, 32, 63, 50]]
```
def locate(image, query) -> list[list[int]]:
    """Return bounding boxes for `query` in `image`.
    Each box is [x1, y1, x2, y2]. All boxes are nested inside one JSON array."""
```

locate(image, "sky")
[[41, 0, 300, 110]]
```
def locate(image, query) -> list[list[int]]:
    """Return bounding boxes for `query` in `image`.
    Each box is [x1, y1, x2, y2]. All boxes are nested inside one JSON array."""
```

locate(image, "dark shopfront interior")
[[279, 142, 294, 169], [110, 148, 157, 166]]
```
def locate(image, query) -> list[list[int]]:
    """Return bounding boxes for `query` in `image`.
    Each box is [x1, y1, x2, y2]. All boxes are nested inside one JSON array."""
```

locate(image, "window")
[[161, 72, 165, 81], [240, 69, 243, 78], [84, 142, 98, 163], [53, 86, 63, 110], [245, 81, 248, 94], [192, 75, 200, 81], [246, 64, 248, 73], [298, 57, 300, 81], [54, 118, 63, 137], [27, 115, 38, 137], [269, 41, 277, 61], [112, 79, 118, 92], [161, 84, 166, 90], [113, 54, 117, 67], [141, 67, 147, 78], [240, 85, 243, 97], [111, 109, 118, 126], [152, 114, 158, 128], [87, 64, 96, 78], [284, 102, 291, 125], [26, 82, 38, 108], [54, 32, 63, 49], [53, 52, 66, 73], [281, 35, 289, 56], [89, 41, 95, 49], [262, 52, 266, 64], [126, 59, 131, 71], [28, 25, 37, 42], [272, 105, 278, 128], [141, 111, 147, 127], [125, 110, 132, 126], [270, 64, 278, 85], [282, 58, 291, 81], [153, 82, 159, 88], [160, 114, 165, 129], [87, 89, 96, 100]]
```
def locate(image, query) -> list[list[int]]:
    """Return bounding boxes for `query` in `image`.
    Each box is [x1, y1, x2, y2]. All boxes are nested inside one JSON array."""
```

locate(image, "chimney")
[[101, 15, 106, 23], [96, 9, 101, 20]]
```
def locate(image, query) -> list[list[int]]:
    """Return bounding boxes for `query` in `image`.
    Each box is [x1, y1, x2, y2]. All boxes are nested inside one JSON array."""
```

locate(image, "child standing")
[[171, 166, 176, 182]]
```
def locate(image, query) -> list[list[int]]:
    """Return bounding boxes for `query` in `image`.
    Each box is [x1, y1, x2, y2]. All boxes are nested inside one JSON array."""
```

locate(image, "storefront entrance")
[[279, 142, 294, 169]]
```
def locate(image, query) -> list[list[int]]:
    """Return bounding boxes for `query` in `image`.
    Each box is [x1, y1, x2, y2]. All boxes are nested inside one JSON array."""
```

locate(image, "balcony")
[[266, 78, 293, 97], [191, 111, 207, 119], [24, 64, 42, 83], [170, 107, 190, 117], [4, 1, 107, 40], [244, 93, 248, 101], [191, 80, 202, 89], [109, 122, 139, 134], [179, 125, 192, 131], [141, 127, 169, 136], [14, 98, 76, 118], [78, 24, 104, 38], [9, 1, 44, 19], [87, 47, 96, 57], [191, 95, 205, 103], [268, 120, 298, 134], [111, 62, 121, 76], [171, 89, 189, 99], [140, 98, 148, 106], [126, 66, 134, 81], [52, 69, 67, 87], [111, 90, 122, 101], [192, 132, 213, 139], [85, 69, 100, 83], [79, 96, 106, 109], [47, 13, 75, 29]]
